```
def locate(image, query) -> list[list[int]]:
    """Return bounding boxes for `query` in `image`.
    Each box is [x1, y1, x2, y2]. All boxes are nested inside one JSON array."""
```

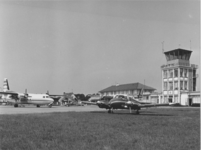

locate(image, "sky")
[[0, 0, 200, 94]]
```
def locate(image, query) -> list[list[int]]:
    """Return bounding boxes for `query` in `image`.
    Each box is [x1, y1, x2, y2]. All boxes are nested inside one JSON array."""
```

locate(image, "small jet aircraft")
[[0, 78, 54, 108], [94, 94, 171, 114]]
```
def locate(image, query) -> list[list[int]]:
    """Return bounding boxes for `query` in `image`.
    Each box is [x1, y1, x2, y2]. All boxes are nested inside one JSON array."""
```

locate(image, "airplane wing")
[[46, 91, 63, 99], [139, 103, 169, 108], [132, 99, 152, 105], [0, 91, 18, 95]]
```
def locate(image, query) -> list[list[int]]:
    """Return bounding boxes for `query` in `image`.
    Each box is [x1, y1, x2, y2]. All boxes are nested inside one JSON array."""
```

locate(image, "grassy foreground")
[[0, 108, 199, 150]]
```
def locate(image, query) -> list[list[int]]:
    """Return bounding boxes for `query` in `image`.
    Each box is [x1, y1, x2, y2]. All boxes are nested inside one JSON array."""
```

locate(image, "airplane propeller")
[[18, 89, 29, 101], [10, 94, 18, 100]]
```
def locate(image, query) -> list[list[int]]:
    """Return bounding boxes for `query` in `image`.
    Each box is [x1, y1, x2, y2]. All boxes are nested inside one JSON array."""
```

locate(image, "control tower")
[[161, 48, 198, 104]]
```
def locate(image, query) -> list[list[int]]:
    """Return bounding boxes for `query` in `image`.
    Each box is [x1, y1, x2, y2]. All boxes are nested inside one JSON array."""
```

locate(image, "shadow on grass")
[[89, 111, 174, 116]]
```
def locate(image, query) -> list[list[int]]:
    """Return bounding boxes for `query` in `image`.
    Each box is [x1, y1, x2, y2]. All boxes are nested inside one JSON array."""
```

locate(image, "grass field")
[[0, 108, 199, 150]]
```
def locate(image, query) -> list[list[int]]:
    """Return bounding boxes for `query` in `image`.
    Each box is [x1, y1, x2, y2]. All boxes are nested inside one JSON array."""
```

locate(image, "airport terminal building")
[[98, 48, 200, 106], [99, 83, 156, 99]]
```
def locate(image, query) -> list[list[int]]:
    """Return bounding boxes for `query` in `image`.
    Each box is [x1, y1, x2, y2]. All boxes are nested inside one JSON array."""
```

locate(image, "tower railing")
[[161, 63, 198, 69]]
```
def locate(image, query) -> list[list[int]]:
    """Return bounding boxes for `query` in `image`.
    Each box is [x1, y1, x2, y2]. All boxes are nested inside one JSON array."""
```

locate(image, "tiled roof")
[[99, 83, 156, 93]]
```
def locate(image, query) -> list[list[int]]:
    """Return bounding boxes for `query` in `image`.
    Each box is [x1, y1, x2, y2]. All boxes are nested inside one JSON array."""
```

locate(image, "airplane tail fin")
[[3, 78, 9, 92], [138, 88, 143, 98]]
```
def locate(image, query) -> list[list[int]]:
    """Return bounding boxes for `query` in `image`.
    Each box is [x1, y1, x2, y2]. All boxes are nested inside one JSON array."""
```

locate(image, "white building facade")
[[160, 48, 200, 105]]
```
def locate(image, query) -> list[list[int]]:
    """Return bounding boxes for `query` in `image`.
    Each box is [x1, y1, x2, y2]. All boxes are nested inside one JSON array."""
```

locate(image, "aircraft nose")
[[126, 101, 132, 104], [97, 101, 103, 104], [50, 98, 54, 102]]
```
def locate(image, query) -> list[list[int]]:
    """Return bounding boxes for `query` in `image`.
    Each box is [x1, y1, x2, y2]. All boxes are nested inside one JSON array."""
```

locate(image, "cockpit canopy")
[[114, 95, 127, 99], [114, 95, 134, 101]]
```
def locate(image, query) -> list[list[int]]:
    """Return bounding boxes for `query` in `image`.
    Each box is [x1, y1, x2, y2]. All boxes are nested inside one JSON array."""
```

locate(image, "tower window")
[[174, 81, 178, 90], [180, 81, 183, 90], [174, 69, 178, 77], [169, 82, 173, 90], [180, 68, 183, 77], [193, 69, 196, 78], [164, 82, 167, 90], [163, 70, 167, 78], [184, 69, 187, 77], [169, 70, 173, 78], [184, 81, 188, 90]]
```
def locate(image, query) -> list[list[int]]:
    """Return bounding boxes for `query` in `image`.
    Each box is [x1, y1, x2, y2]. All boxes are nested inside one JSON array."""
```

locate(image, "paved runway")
[[0, 105, 104, 115]]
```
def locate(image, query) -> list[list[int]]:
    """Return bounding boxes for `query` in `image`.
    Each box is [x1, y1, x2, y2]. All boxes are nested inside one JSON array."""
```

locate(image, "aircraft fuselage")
[[6, 93, 54, 105]]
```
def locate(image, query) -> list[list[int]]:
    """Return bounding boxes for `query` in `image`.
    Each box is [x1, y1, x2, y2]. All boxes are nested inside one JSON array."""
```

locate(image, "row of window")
[[43, 96, 50, 98], [163, 68, 188, 78], [163, 81, 188, 90], [103, 90, 150, 95], [162, 96, 179, 103]]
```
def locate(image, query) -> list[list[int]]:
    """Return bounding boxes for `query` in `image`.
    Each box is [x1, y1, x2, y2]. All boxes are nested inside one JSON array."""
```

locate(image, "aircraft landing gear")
[[136, 110, 140, 115], [14, 104, 18, 107], [108, 109, 114, 114], [48, 104, 52, 108], [129, 107, 132, 114], [36, 105, 40, 107]]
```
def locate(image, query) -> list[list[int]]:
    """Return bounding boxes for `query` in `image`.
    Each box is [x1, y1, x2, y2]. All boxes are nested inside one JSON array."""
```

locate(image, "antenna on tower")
[[161, 41, 164, 53], [190, 40, 191, 50]]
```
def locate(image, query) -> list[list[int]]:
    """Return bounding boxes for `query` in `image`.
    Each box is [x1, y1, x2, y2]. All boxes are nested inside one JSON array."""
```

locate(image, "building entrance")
[[188, 98, 192, 106], [168, 97, 172, 103]]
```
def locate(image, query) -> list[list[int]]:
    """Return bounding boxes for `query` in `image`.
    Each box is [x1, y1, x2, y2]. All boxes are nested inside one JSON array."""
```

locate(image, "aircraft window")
[[115, 95, 121, 99], [43, 96, 45, 98], [119, 95, 125, 99]]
